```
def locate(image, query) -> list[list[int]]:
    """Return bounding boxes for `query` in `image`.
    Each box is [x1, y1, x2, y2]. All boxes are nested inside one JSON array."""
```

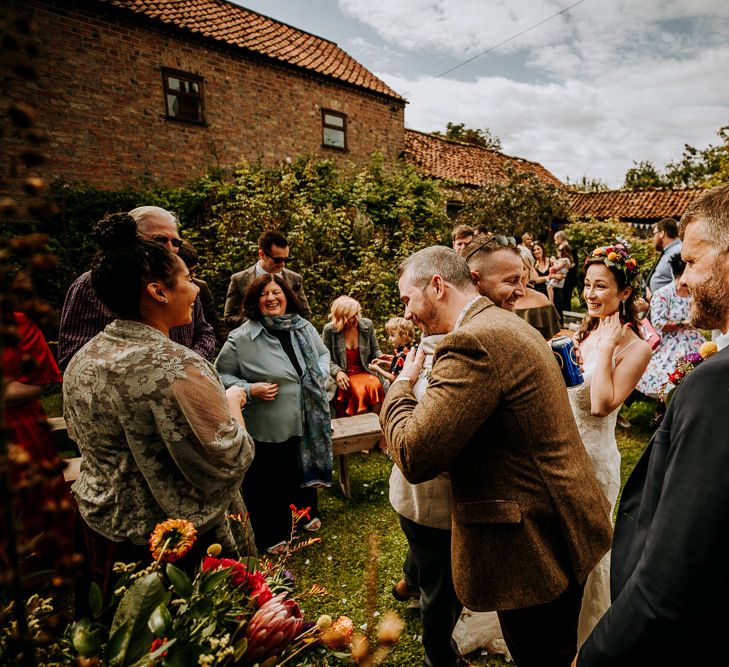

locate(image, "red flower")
[[220, 557, 249, 587], [289, 504, 311, 523], [396, 358, 404, 367], [150, 638, 169, 657], [202, 556, 221, 572]]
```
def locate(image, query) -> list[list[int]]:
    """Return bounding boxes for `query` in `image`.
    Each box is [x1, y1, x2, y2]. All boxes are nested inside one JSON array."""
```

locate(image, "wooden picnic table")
[[53, 412, 381, 499]]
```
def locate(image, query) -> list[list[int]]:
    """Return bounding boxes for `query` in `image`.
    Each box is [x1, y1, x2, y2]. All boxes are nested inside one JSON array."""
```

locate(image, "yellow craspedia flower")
[[607, 252, 619, 261], [316, 614, 333, 629], [149, 518, 197, 562], [699, 340, 718, 359], [207, 543, 223, 557]]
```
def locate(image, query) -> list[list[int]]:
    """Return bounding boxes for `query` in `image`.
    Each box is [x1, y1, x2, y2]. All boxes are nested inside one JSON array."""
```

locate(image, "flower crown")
[[588, 245, 641, 289]]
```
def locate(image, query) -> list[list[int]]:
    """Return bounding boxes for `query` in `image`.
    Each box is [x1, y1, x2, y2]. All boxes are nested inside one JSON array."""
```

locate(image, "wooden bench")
[[57, 412, 381, 499]]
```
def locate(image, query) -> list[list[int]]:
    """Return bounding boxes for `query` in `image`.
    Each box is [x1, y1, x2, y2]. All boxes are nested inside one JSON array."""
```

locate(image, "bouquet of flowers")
[[50, 507, 391, 666], [660, 341, 719, 403]]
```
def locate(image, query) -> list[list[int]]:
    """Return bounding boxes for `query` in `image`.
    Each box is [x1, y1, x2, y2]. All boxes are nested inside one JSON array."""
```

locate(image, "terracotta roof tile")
[[567, 188, 704, 221], [403, 129, 562, 188], [99, 0, 403, 101]]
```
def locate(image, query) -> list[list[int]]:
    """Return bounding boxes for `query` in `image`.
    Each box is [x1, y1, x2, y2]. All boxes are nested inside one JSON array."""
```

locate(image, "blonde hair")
[[385, 316, 415, 343], [330, 296, 361, 332]]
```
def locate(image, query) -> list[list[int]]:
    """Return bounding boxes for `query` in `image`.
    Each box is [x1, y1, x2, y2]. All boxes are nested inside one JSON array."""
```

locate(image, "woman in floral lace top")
[[64, 213, 254, 592]]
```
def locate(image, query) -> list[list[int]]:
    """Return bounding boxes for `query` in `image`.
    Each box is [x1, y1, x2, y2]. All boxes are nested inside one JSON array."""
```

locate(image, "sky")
[[237, 0, 729, 188]]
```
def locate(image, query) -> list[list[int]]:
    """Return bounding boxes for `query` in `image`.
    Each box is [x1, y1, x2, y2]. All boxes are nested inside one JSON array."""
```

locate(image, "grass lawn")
[[284, 417, 653, 666], [44, 384, 655, 665]]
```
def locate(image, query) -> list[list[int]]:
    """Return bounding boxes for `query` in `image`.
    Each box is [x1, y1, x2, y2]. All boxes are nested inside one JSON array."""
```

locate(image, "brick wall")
[[4, 0, 406, 191]]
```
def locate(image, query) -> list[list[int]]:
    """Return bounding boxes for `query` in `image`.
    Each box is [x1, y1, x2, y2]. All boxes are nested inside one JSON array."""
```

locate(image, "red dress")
[[2, 312, 72, 557], [334, 348, 385, 417]]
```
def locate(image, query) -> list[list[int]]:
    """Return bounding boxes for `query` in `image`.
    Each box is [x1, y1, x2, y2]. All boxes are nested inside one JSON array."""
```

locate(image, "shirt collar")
[[247, 319, 264, 339], [454, 295, 481, 330], [255, 261, 283, 276], [663, 238, 681, 252]]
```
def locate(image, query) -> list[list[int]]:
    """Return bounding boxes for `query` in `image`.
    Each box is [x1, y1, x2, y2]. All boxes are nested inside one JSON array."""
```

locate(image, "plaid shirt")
[[58, 271, 215, 368]]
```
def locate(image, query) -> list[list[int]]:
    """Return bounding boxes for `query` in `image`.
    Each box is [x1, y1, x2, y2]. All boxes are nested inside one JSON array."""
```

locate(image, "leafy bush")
[[456, 166, 570, 238], [21, 155, 450, 338]]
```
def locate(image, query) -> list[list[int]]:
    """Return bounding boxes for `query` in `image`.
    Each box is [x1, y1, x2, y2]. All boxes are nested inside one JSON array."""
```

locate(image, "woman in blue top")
[[215, 274, 332, 553]]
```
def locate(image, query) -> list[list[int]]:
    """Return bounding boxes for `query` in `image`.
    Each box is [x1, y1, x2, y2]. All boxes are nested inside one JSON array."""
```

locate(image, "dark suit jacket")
[[223, 264, 311, 327], [321, 318, 381, 379], [579, 347, 729, 666], [381, 297, 612, 612]]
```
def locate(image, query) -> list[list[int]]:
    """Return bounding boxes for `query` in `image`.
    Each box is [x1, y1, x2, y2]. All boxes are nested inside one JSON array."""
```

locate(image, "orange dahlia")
[[148, 518, 197, 562]]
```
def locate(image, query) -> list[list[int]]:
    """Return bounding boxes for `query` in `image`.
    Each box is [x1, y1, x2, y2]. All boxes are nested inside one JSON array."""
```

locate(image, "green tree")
[[664, 125, 729, 187], [623, 161, 668, 190], [433, 122, 502, 151], [565, 175, 611, 192], [623, 123, 729, 190], [456, 166, 569, 238]]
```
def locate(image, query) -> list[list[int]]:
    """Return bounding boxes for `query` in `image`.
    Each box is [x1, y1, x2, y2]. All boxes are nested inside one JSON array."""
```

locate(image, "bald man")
[[58, 206, 215, 366]]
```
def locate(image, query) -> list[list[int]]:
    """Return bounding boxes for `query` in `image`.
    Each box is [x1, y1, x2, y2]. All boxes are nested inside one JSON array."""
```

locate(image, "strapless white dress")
[[567, 360, 622, 647]]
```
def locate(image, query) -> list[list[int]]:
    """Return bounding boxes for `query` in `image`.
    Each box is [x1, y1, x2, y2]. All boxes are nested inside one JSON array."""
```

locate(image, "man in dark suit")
[[578, 184, 729, 666], [223, 230, 311, 327], [381, 246, 612, 667]]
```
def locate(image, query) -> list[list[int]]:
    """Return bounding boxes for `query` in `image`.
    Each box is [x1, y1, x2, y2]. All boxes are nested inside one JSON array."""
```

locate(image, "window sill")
[[321, 144, 348, 152], [163, 115, 208, 128]]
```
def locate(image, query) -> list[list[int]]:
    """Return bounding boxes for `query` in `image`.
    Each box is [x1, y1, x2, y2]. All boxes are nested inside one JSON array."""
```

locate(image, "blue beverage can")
[[550, 336, 584, 387]]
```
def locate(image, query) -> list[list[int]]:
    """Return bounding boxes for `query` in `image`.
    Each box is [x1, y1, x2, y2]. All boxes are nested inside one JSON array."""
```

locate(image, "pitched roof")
[[98, 0, 404, 101], [567, 188, 704, 221], [402, 129, 562, 188]]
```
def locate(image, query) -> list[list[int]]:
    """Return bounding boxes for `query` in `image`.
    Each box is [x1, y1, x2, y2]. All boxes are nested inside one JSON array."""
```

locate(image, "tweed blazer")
[[381, 297, 612, 612], [321, 318, 381, 379], [223, 265, 312, 327]]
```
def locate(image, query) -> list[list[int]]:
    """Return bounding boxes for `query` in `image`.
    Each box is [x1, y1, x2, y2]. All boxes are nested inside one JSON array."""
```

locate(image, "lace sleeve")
[[170, 357, 254, 477]]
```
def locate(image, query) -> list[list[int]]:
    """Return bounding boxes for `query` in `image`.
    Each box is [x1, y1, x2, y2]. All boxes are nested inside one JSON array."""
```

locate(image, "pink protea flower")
[[245, 593, 304, 662]]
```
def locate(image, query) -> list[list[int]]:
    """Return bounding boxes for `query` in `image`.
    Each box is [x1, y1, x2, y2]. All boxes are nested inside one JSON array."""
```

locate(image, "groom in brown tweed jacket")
[[381, 246, 612, 667]]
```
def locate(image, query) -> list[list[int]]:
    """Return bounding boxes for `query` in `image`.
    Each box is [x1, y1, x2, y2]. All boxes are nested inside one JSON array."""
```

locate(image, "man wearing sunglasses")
[[58, 206, 215, 367], [223, 230, 311, 328], [463, 235, 526, 312]]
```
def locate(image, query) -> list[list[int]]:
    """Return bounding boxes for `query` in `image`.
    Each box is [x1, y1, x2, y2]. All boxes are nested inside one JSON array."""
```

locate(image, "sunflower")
[[148, 518, 197, 562]]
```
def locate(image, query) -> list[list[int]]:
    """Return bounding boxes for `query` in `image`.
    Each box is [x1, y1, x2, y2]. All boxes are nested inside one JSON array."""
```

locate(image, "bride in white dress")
[[568, 246, 651, 647]]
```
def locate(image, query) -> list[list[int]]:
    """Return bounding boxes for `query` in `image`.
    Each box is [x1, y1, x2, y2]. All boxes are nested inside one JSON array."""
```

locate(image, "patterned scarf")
[[261, 314, 333, 486]]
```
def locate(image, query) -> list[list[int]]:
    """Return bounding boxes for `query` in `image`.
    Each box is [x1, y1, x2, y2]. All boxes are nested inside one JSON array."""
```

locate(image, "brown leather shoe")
[[392, 579, 420, 602]]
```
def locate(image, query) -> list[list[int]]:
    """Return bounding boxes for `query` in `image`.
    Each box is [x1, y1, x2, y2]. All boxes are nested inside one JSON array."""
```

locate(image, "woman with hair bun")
[[63, 213, 255, 595], [570, 246, 651, 646]]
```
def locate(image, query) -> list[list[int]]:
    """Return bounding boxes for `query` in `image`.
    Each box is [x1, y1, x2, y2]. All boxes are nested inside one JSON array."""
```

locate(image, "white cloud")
[[339, 0, 729, 186], [380, 41, 729, 186]]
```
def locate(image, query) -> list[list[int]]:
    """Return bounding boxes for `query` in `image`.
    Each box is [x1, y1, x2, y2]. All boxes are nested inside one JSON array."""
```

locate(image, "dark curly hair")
[[242, 273, 301, 321], [90, 212, 180, 319], [575, 255, 643, 343]]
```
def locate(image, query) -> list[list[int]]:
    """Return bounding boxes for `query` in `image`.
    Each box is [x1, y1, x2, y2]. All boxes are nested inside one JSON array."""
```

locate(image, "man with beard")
[[646, 217, 682, 298], [382, 246, 612, 667], [577, 183, 729, 666], [462, 235, 525, 311]]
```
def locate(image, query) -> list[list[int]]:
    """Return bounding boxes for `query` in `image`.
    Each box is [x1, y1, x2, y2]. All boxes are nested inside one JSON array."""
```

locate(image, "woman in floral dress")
[[637, 254, 706, 398]]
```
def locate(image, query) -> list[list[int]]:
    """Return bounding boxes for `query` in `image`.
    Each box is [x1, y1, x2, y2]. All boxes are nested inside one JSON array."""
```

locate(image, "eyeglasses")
[[140, 231, 183, 248], [266, 253, 291, 265], [465, 234, 516, 261]]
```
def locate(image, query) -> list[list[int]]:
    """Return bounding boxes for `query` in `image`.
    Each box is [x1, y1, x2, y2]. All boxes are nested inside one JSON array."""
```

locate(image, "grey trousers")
[[400, 515, 463, 667]]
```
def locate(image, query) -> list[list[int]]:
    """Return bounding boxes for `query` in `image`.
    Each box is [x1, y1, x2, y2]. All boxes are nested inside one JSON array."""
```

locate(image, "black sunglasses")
[[465, 234, 516, 261], [140, 231, 183, 248], [266, 253, 291, 265]]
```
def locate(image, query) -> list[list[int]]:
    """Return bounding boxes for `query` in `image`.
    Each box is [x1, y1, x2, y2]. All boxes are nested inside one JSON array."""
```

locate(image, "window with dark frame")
[[321, 109, 347, 149], [162, 68, 205, 124]]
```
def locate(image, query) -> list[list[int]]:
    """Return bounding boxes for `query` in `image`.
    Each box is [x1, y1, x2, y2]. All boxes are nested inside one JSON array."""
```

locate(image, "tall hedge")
[[14, 155, 451, 336]]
